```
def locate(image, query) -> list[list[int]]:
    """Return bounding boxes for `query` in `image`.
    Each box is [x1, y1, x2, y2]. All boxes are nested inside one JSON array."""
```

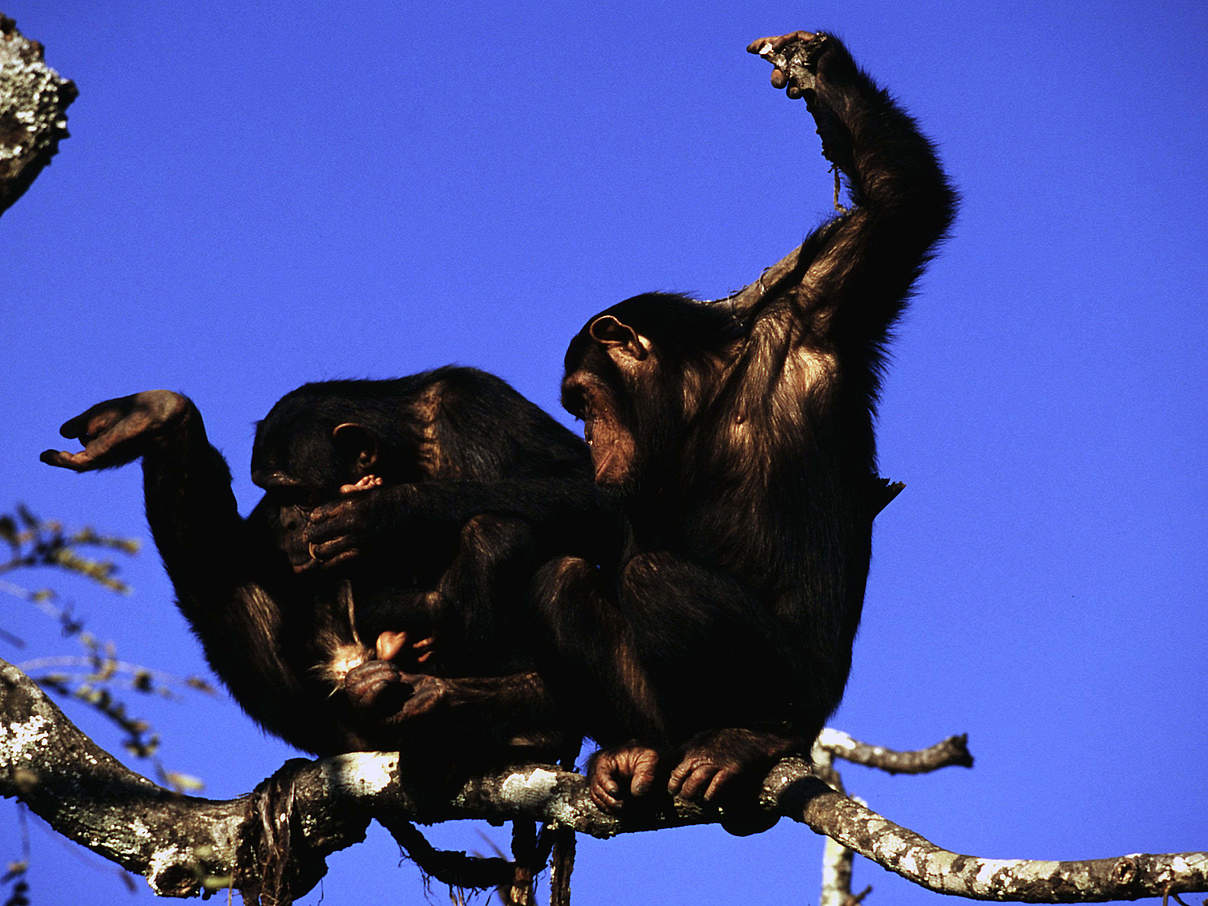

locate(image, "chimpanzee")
[[533, 30, 957, 812], [40, 367, 610, 764]]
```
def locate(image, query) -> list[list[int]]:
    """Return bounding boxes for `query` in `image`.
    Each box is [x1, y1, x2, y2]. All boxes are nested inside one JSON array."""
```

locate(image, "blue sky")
[[2, 2, 1205, 904]]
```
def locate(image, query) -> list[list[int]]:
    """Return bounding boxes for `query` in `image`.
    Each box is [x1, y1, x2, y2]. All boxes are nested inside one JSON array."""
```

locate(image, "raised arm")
[[727, 31, 957, 340]]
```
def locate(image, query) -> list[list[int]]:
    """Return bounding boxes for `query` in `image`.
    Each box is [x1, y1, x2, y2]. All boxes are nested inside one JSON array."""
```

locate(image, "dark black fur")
[[539, 32, 957, 806], [252, 369, 609, 678], [43, 367, 608, 761]]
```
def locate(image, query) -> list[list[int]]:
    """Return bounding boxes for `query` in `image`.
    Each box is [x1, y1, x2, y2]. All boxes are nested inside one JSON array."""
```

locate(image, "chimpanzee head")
[[561, 293, 743, 497], [250, 390, 380, 501]]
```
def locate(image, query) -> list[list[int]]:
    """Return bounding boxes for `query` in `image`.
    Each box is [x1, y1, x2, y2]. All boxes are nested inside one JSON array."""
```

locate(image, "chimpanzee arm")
[[299, 478, 615, 575], [344, 664, 565, 743], [735, 31, 957, 340], [40, 393, 352, 753]]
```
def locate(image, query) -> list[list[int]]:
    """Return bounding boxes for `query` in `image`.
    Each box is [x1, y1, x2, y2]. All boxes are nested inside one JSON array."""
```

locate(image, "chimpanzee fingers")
[[46, 392, 193, 472], [397, 689, 439, 721], [305, 536, 361, 568], [305, 497, 357, 527], [344, 660, 408, 712], [670, 762, 719, 801], [57, 399, 128, 440], [39, 434, 138, 471], [588, 764, 625, 813], [745, 30, 817, 58], [316, 547, 360, 570], [627, 753, 660, 798], [703, 766, 739, 802], [413, 638, 436, 665], [747, 31, 826, 97], [589, 782, 624, 814], [666, 755, 698, 796], [40, 448, 99, 472], [345, 663, 426, 724]]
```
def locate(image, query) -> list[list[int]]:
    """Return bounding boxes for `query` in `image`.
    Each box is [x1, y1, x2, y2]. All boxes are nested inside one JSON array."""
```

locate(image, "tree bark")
[[0, 14, 77, 217], [3, 658, 1206, 904]]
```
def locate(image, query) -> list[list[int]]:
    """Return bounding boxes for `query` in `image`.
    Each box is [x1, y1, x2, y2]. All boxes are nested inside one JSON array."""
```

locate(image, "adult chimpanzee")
[[536, 30, 957, 812], [41, 367, 610, 764]]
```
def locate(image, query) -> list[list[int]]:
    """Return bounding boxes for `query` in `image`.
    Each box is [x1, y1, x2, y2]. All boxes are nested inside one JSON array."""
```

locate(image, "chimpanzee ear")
[[588, 315, 648, 361], [332, 422, 380, 471]]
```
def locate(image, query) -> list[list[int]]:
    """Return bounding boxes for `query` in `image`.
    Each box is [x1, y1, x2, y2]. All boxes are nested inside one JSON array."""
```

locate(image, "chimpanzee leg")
[[617, 552, 793, 733], [534, 551, 797, 812], [530, 556, 664, 744], [606, 553, 802, 821], [424, 514, 537, 674], [354, 514, 538, 675]]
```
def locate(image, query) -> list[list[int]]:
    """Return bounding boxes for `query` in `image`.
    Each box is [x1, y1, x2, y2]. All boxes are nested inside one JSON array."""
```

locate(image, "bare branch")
[[817, 728, 975, 774], [821, 834, 859, 906], [765, 759, 1208, 902], [0, 15, 76, 216], [2, 657, 1205, 903]]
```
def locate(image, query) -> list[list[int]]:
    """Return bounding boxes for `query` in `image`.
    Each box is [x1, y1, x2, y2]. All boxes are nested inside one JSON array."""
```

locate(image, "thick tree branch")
[[0, 15, 77, 216], [2, 658, 1205, 903]]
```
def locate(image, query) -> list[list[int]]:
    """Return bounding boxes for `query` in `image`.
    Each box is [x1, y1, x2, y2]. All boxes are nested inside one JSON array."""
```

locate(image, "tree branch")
[[816, 728, 974, 774], [0, 15, 77, 216], [766, 759, 1208, 903], [2, 658, 1205, 903]]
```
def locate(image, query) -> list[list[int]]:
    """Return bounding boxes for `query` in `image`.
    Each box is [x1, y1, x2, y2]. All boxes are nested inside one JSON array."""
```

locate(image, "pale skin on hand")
[[746, 30, 821, 97], [588, 745, 661, 812], [375, 629, 435, 668]]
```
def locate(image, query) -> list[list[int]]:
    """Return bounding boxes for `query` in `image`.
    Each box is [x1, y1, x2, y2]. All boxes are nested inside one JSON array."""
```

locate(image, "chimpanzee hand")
[[376, 629, 436, 672], [747, 31, 855, 183], [293, 484, 395, 572], [41, 390, 195, 472], [587, 744, 662, 813], [344, 660, 448, 725], [746, 30, 831, 96]]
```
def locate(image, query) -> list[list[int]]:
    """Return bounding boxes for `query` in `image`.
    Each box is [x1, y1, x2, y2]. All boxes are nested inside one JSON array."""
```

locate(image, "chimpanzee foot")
[[667, 728, 799, 835], [587, 744, 662, 813]]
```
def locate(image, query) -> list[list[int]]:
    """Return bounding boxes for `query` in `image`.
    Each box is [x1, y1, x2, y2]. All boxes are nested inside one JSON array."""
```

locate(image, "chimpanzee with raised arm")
[[538, 30, 956, 814]]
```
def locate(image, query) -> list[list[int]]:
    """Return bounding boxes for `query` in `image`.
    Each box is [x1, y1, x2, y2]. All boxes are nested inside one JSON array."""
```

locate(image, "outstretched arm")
[[730, 31, 957, 339], [40, 394, 332, 750], [41, 391, 248, 589]]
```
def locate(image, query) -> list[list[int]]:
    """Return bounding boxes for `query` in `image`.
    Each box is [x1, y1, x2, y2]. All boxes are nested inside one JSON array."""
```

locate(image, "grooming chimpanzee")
[[41, 367, 609, 763], [535, 30, 957, 812]]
